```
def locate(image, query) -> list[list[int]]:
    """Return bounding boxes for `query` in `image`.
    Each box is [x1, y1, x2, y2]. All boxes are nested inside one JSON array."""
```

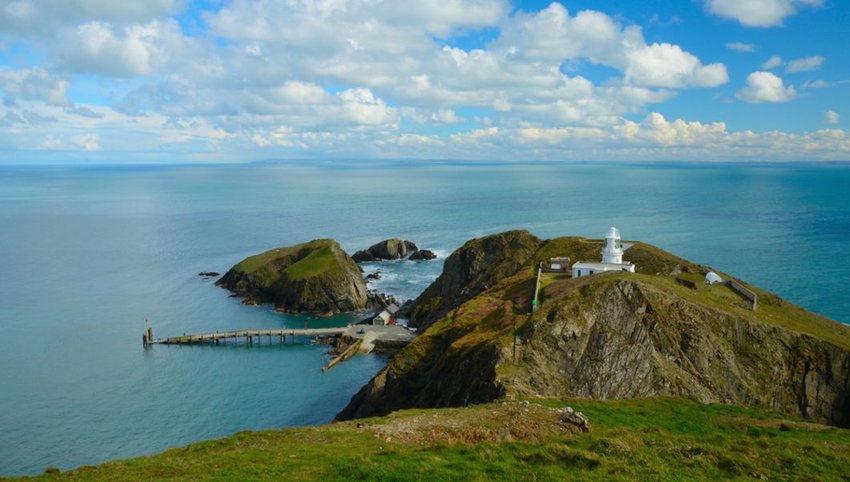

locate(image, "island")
[[215, 239, 386, 316]]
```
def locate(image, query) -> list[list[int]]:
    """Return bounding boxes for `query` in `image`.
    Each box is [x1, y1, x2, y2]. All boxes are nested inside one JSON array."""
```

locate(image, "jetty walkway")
[[143, 324, 416, 370], [144, 327, 349, 346]]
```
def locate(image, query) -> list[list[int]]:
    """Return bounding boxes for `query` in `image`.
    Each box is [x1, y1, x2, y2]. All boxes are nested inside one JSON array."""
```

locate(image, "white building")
[[705, 272, 724, 285], [372, 303, 400, 325], [571, 227, 636, 278]]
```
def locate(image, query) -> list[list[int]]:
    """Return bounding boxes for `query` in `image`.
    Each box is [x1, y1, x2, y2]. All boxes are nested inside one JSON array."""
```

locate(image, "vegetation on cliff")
[[22, 398, 850, 481], [216, 239, 373, 316], [339, 231, 850, 426]]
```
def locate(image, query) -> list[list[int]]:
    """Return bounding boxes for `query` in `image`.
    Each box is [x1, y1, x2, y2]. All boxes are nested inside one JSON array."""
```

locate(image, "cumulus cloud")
[[54, 19, 186, 76], [726, 42, 757, 52], [0, 0, 185, 35], [761, 55, 784, 69], [0, 67, 70, 106], [625, 43, 728, 88], [825, 110, 840, 124], [493, 4, 727, 89], [736, 71, 797, 103], [786, 55, 825, 73], [0, 1, 843, 162], [705, 0, 823, 27]]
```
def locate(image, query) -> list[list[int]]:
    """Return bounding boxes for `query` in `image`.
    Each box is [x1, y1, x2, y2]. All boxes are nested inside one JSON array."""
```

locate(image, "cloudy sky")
[[0, 0, 848, 163]]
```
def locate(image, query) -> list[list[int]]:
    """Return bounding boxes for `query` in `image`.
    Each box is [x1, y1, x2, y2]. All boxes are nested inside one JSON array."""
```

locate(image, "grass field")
[[15, 398, 850, 481]]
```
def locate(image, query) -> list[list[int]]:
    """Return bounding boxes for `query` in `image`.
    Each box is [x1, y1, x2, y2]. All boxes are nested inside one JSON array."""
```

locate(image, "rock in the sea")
[[365, 271, 382, 282], [352, 239, 418, 262], [409, 249, 437, 261], [198, 271, 220, 277], [216, 239, 373, 316]]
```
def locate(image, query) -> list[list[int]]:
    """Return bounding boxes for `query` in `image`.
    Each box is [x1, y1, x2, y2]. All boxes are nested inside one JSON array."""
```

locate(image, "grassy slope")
[[17, 398, 850, 481], [231, 239, 344, 284]]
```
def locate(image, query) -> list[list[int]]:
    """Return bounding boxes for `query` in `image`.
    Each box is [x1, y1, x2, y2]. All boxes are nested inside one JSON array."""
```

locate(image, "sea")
[[1, 161, 849, 476]]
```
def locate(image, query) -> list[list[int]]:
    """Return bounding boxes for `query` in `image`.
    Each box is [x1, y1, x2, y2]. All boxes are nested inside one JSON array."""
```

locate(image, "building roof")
[[572, 261, 634, 269], [386, 303, 399, 314], [705, 272, 724, 284]]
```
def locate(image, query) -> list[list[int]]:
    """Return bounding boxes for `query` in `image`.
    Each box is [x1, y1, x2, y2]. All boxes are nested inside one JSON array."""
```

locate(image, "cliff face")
[[216, 239, 372, 316], [337, 233, 850, 427], [409, 230, 541, 330], [514, 277, 850, 427]]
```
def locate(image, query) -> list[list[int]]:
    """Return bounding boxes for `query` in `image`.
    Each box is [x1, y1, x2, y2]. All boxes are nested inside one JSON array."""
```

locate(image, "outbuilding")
[[372, 303, 400, 326], [705, 272, 724, 285]]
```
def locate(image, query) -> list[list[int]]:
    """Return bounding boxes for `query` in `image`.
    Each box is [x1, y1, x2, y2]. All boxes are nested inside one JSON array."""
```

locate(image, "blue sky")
[[0, 0, 847, 163]]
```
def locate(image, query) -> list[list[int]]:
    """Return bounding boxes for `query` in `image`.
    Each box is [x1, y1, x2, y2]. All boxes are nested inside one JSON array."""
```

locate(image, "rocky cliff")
[[409, 230, 541, 330], [337, 232, 850, 427], [216, 239, 374, 316]]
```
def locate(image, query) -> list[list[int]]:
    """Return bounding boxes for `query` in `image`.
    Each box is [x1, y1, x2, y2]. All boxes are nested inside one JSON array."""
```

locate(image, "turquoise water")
[[1, 161, 849, 475]]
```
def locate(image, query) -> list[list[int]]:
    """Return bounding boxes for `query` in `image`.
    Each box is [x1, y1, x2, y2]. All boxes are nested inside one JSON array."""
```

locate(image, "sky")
[[0, 0, 848, 164]]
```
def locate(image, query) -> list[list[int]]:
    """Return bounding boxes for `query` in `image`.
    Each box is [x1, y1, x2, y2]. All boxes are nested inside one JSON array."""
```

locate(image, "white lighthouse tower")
[[601, 227, 624, 264], [571, 226, 636, 278]]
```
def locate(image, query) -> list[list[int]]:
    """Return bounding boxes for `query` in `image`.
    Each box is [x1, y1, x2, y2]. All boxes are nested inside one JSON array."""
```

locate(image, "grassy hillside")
[[16, 398, 850, 481], [535, 236, 850, 351], [230, 239, 343, 284]]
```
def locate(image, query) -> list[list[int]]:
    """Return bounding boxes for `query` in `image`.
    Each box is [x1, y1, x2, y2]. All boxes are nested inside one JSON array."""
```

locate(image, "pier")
[[143, 324, 416, 371], [143, 327, 349, 346]]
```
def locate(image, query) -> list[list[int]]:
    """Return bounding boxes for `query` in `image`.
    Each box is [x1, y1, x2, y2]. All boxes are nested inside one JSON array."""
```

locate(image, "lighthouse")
[[601, 227, 624, 264], [571, 226, 636, 278]]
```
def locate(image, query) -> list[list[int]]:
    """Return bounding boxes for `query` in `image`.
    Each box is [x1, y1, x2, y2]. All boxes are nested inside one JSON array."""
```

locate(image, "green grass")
[[283, 244, 341, 280], [16, 398, 850, 481], [230, 239, 346, 284]]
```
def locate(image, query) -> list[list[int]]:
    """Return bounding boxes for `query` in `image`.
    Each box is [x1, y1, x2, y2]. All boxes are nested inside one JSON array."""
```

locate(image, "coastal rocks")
[[365, 271, 382, 282], [409, 230, 542, 330], [409, 249, 437, 261], [216, 239, 374, 316], [198, 271, 220, 277], [352, 239, 418, 262]]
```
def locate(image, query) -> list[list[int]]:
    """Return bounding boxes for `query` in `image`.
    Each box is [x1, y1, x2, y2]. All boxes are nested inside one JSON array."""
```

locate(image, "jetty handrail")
[[144, 326, 350, 346]]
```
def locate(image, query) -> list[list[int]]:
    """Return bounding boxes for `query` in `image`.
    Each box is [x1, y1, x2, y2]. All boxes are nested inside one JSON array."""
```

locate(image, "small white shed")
[[705, 272, 724, 285]]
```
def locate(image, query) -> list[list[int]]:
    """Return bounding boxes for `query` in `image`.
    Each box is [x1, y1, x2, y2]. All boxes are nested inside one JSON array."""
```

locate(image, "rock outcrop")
[[409, 249, 437, 260], [337, 232, 850, 427], [216, 239, 375, 316], [352, 239, 418, 262], [409, 230, 542, 330]]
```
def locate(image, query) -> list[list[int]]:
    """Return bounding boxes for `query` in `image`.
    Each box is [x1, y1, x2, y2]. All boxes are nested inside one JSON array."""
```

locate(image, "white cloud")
[[0, 67, 70, 106], [0, 0, 185, 35], [625, 43, 728, 88], [802, 80, 829, 89], [493, 4, 727, 89], [705, 0, 823, 27], [54, 19, 186, 77], [75, 133, 102, 151], [726, 42, 757, 52], [786, 55, 824, 73], [825, 110, 840, 124], [761, 55, 784, 69], [0, 1, 842, 163], [736, 71, 797, 103]]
